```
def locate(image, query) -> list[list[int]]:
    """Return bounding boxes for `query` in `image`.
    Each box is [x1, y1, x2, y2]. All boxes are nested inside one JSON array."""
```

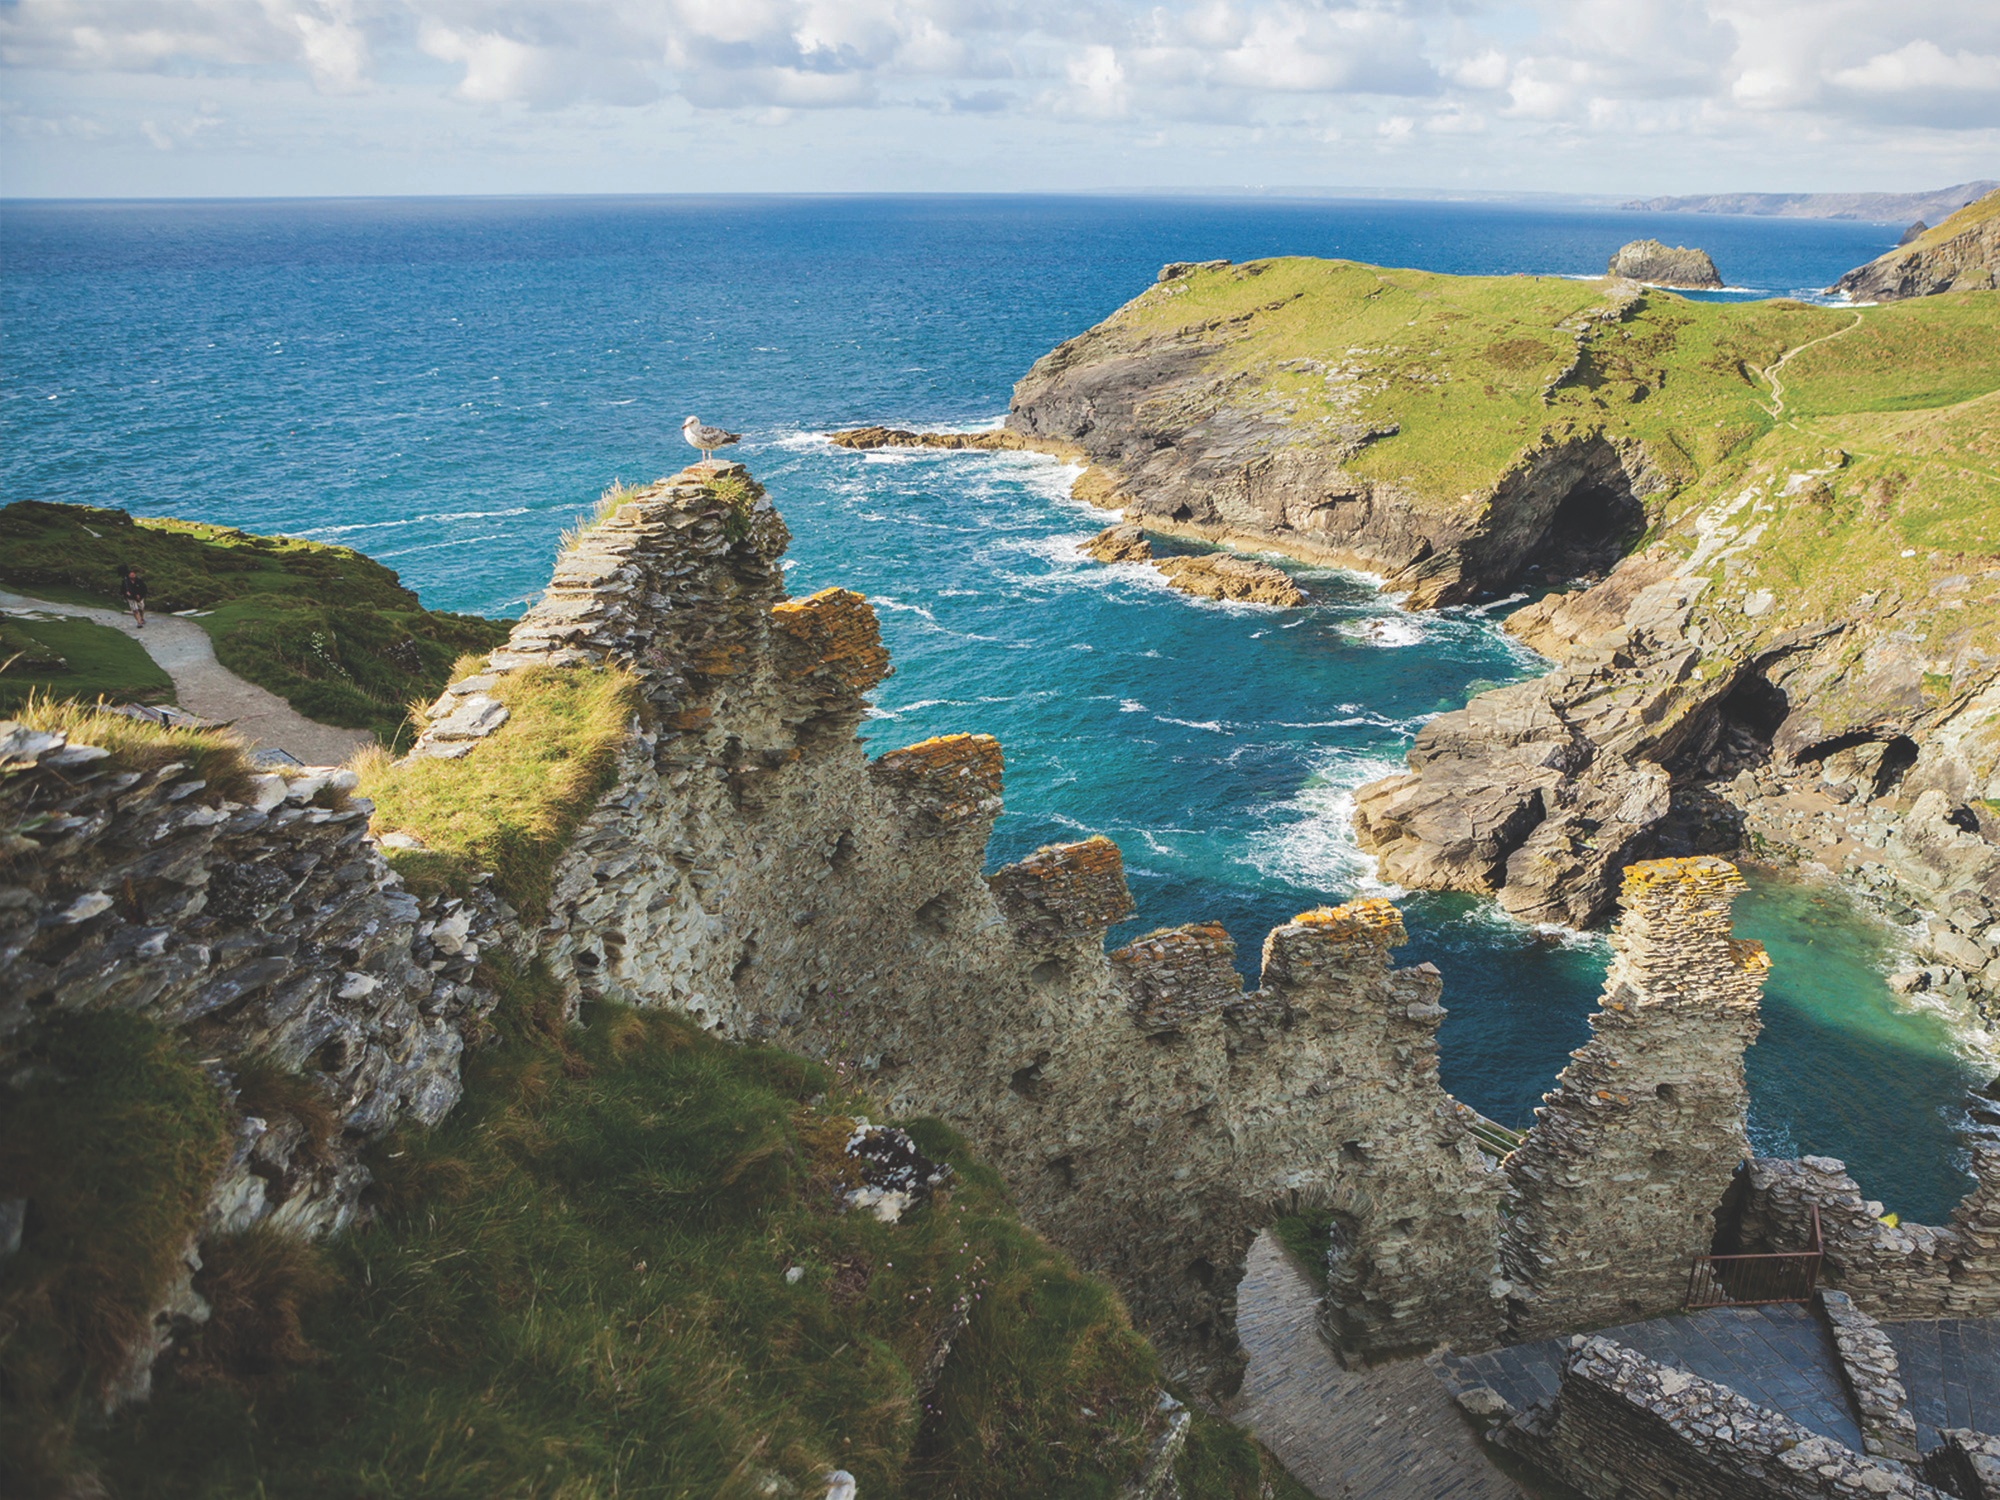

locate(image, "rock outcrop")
[[827, 425, 1041, 453], [1606, 239, 1723, 289], [1080, 525, 1307, 605], [1832, 188, 2000, 301]]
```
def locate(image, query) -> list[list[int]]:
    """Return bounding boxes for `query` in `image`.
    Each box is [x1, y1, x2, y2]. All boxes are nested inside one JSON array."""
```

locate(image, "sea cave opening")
[[1521, 475, 1648, 585]]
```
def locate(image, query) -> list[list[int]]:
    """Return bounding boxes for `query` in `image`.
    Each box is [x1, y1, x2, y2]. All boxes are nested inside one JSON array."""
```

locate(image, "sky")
[[1, 0, 1996, 199]]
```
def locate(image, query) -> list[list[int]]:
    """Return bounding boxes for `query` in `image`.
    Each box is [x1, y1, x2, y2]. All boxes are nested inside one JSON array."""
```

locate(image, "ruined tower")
[[1497, 856, 1767, 1341]]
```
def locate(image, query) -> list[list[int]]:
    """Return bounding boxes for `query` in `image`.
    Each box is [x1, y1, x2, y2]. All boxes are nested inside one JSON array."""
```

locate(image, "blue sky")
[[2, 0, 1996, 198]]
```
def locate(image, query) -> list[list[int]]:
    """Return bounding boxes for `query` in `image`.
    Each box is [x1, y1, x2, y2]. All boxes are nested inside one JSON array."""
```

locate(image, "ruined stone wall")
[[387, 462, 1515, 1388], [0, 727, 498, 1395], [1498, 1337, 1946, 1500], [1497, 856, 1768, 1341], [8, 458, 1846, 1404], [1732, 1152, 2000, 1320]]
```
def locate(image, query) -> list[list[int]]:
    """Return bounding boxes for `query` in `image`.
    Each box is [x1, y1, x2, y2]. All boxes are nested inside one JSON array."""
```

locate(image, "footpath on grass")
[[0, 589, 373, 767]]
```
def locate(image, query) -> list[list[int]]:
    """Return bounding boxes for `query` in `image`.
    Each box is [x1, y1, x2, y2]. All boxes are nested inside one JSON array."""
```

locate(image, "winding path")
[[1757, 310, 1865, 420], [1, 589, 373, 766]]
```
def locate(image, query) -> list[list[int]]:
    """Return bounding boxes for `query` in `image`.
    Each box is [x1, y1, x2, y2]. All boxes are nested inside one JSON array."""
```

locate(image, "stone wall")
[[1497, 856, 1768, 1340], [0, 725, 499, 1396], [7, 457, 1847, 1404], [1732, 1153, 2000, 1320], [1499, 1336, 1946, 1500]]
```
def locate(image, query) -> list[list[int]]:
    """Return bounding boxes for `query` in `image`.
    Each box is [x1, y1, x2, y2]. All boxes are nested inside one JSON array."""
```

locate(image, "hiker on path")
[[120, 565, 147, 628]]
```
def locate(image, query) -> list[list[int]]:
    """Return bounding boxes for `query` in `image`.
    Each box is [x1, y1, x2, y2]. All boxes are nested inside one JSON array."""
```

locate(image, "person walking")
[[119, 565, 148, 628]]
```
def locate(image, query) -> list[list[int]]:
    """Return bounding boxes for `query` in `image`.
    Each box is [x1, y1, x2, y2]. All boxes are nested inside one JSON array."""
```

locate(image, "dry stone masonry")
[[14, 457, 1997, 1415], [1498, 856, 1768, 1340]]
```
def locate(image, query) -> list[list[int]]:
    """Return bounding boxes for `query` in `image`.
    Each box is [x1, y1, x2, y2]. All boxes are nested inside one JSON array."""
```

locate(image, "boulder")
[[1607, 239, 1724, 289]]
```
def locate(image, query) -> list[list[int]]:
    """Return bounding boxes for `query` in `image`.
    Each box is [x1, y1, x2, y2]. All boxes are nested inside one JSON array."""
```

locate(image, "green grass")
[[0, 1012, 234, 1495], [73, 961, 1281, 1500], [1, 697, 258, 813], [0, 611, 174, 714], [357, 661, 642, 919], [0, 500, 513, 746], [1267, 1210, 1334, 1293]]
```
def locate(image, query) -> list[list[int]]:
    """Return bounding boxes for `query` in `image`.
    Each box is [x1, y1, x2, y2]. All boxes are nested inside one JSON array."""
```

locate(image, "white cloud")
[[3, 0, 1999, 193]]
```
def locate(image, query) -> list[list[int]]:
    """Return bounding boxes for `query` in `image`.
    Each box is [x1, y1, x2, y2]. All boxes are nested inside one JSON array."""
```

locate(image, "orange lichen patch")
[[1619, 855, 1748, 899], [871, 733, 1004, 830], [992, 835, 1134, 931], [771, 587, 892, 691], [1291, 897, 1407, 947], [1728, 938, 1772, 972]]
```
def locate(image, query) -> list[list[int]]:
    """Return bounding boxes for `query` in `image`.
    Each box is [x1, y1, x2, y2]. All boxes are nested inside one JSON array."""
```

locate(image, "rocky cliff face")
[[1832, 188, 2000, 301], [1004, 261, 1670, 607], [1606, 239, 1723, 289]]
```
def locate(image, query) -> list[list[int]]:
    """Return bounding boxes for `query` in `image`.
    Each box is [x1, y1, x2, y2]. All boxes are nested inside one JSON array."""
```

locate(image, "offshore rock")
[[1606, 238, 1723, 289], [826, 425, 1033, 452], [1081, 525, 1306, 604], [1083, 523, 1153, 564], [1832, 188, 2000, 301], [1155, 554, 1306, 607]]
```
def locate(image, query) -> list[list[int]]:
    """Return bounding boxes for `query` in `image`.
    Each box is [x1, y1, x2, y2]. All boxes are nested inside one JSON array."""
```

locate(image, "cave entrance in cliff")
[[1524, 474, 1648, 584], [1796, 732, 1921, 804]]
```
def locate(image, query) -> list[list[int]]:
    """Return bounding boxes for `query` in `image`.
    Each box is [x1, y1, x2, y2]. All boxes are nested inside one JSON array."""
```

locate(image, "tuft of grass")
[[3, 695, 257, 811], [558, 479, 639, 556], [0, 1011, 233, 1494], [169, 1226, 336, 1392], [0, 500, 513, 745], [83, 964, 1186, 1499], [358, 662, 642, 918], [0, 612, 174, 715]]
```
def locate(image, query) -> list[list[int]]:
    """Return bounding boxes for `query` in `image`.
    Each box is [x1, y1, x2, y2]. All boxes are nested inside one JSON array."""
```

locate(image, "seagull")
[[683, 414, 740, 465]]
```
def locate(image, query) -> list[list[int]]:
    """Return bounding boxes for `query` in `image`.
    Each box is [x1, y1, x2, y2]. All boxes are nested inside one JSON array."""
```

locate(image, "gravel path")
[[1, 589, 374, 767], [1230, 1232, 1524, 1500]]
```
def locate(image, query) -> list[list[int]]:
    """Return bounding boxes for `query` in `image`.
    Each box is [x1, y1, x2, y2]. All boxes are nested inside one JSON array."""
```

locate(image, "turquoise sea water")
[[2, 195, 1980, 1218]]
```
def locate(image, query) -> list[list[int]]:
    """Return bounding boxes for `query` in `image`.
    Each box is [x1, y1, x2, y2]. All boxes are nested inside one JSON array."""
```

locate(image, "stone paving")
[[1438, 1302, 1867, 1450], [1231, 1232, 1525, 1500], [1883, 1318, 2000, 1450]]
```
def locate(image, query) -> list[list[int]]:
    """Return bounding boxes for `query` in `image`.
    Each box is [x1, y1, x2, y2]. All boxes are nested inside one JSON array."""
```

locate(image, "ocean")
[[1, 193, 1980, 1218]]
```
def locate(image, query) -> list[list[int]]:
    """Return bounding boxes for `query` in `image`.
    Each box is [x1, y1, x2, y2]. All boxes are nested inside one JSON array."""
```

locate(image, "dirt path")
[[1, 590, 374, 766], [1758, 310, 1865, 420], [1229, 1232, 1524, 1500]]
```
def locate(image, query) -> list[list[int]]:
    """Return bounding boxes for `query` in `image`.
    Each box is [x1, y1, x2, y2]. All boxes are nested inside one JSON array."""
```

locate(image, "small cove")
[[3, 194, 1981, 1221]]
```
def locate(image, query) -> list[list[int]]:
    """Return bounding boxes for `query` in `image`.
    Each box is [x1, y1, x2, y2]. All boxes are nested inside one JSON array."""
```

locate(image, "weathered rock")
[[1832, 189, 2000, 301], [1083, 523, 1153, 564], [827, 425, 1034, 452], [1607, 238, 1724, 289], [1154, 553, 1306, 607]]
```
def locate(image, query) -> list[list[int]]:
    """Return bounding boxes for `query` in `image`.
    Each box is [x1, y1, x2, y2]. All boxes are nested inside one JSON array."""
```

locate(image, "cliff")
[[1622, 182, 1999, 222], [1831, 188, 2000, 301], [1607, 238, 1723, 289]]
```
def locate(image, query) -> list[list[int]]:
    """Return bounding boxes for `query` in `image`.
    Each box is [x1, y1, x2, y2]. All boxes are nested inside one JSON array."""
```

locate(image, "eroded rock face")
[[1606, 239, 1723, 289], [1832, 188, 2000, 301], [1003, 271, 1666, 609], [1083, 523, 1153, 564], [1154, 554, 1306, 606]]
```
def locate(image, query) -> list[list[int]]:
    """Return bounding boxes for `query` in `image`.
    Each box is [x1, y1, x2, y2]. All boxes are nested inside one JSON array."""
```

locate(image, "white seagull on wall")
[[683, 415, 741, 465]]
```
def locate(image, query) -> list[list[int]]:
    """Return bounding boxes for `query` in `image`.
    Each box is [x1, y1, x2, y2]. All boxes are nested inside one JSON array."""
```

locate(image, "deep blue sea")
[[2, 195, 1981, 1217]]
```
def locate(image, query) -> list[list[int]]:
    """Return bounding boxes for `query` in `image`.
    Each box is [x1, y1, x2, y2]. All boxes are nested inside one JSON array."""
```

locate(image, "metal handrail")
[[1686, 1204, 1823, 1308]]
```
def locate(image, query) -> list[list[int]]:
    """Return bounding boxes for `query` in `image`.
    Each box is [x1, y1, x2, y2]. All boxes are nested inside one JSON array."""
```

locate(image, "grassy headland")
[[0, 501, 512, 746], [1045, 260, 1998, 639]]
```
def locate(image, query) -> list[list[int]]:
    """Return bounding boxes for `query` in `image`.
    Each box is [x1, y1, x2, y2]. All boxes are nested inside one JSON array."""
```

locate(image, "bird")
[[683, 414, 740, 465]]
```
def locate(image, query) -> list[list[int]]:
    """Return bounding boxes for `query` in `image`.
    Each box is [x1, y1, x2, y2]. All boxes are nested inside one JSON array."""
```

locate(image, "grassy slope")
[[1890, 187, 2000, 258], [64, 965, 1291, 1499], [0, 612, 174, 714], [1096, 261, 1998, 652], [0, 501, 512, 747]]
